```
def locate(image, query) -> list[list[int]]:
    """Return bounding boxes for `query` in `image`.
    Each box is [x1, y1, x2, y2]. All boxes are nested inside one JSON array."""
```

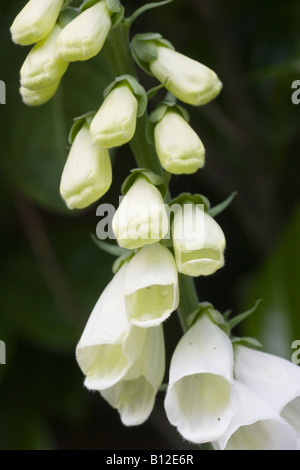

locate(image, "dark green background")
[[0, 0, 299, 450]]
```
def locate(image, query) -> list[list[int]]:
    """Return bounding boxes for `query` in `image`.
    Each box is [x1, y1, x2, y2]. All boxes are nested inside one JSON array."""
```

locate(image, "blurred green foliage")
[[0, 0, 299, 449]]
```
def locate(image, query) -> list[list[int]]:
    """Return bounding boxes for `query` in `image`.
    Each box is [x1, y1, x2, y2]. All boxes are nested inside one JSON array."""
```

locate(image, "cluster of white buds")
[[11, 0, 300, 451]]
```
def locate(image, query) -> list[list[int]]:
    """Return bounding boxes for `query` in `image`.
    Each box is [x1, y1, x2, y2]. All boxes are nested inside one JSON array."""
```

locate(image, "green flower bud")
[[154, 110, 205, 174], [60, 122, 112, 210], [10, 0, 64, 46], [20, 80, 60, 106], [150, 46, 222, 106], [90, 84, 138, 149], [20, 24, 68, 91], [56, 1, 112, 62]]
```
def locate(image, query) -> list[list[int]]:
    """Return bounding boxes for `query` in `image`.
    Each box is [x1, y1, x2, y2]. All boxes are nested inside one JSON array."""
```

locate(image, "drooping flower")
[[76, 263, 146, 391], [10, 0, 64, 46], [154, 109, 205, 174], [233, 344, 300, 442], [164, 313, 237, 443], [20, 80, 60, 106], [100, 325, 165, 426], [212, 380, 298, 450], [172, 203, 226, 276], [56, 1, 111, 62], [90, 83, 138, 149], [149, 46, 222, 106], [20, 24, 68, 91], [60, 122, 112, 210], [123, 243, 179, 328], [112, 176, 168, 250]]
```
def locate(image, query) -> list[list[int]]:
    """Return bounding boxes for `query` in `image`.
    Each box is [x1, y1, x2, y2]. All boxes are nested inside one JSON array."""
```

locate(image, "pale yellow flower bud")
[[10, 0, 64, 46], [60, 123, 112, 210], [90, 84, 138, 149], [56, 1, 111, 62], [150, 47, 222, 106], [20, 80, 60, 106], [20, 24, 68, 91], [154, 110, 205, 174]]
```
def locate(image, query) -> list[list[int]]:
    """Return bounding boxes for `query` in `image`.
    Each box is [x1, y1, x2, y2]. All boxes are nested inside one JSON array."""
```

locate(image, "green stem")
[[103, 20, 199, 332]]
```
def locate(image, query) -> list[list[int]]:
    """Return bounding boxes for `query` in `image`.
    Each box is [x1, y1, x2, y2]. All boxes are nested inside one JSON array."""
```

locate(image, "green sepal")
[[90, 233, 128, 257], [121, 168, 167, 197], [112, 251, 135, 274], [62, 0, 75, 10], [187, 302, 230, 335], [231, 336, 263, 349], [146, 100, 190, 144], [81, 0, 120, 13], [126, 0, 174, 27], [57, 7, 79, 28], [110, 5, 125, 29], [68, 111, 96, 145], [147, 78, 169, 100], [103, 75, 147, 117], [227, 299, 263, 332], [158, 383, 168, 392], [131, 33, 174, 75], [207, 191, 238, 218], [169, 192, 211, 212]]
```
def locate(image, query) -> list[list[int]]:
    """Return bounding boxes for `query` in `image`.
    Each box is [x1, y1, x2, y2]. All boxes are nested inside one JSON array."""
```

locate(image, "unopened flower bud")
[[154, 110, 205, 174], [112, 177, 168, 250], [56, 1, 111, 62], [90, 84, 138, 148], [10, 0, 64, 46], [150, 46, 222, 106], [20, 80, 60, 106], [60, 122, 112, 210], [20, 24, 68, 91], [172, 204, 225, 276]]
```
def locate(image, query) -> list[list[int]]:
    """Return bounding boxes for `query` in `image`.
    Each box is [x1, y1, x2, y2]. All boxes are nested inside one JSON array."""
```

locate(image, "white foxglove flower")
[[112, 177, 168, 250], [60, 123, 112, 210], [10, 0, 64, 46], [164, 314, 237, 443], [20, 24, 68, 91], [56, 1, 111, 62], [101, 325, 165, 426], [172, 204, 226, 276], [234, 344, 300, 441], [76, 263, 146, 391], [20, 80, 60, 106], [124, 243, 179, 328], [149, 47, 222, 106], [212, 381, 298, 450], [90, 84, 138, 148], [154, 110, 205, 174]]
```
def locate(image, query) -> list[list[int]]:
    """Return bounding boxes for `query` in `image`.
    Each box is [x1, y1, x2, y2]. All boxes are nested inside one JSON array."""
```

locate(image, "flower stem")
[[103, 20, 199, 332]]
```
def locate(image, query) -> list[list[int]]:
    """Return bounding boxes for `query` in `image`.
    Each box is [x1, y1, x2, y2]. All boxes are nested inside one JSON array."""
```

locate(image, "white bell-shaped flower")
[[76, 263, 146, 391], [20, 24, 68, 91], [172, 204, 225, 276], [101, 325, 165, 426], [60, 122, 112, 210], [234, 344, 300, 441], [20, 80, 60, 106], [90, 84, 138, 148], [56, 1, 111, 62], [10, 0, 64, 46], [164, 314, 237, 443], [154, 110, 205, 174], [212, 381, 298, 450], [112, 177, 169, 250], [124, 243, 179, 328], [149, 47, 222, 106]]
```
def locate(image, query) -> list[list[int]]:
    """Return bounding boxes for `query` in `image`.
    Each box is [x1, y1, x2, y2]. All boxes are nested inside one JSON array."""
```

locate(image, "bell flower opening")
[[149, 46, 222, 106], [56, 1, 112, 62], [164, 314, 237, 443], [90, 84, 138, 148], [10, 0, 64, 46], [60, 122, 112, 210], [124, 243, 179, 328], [112, 176, 169, 250], [76, 263, 146, 391], [20, 24, 68, 91], [154, 110, 205, 174], [100, 325, 165, 426]]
